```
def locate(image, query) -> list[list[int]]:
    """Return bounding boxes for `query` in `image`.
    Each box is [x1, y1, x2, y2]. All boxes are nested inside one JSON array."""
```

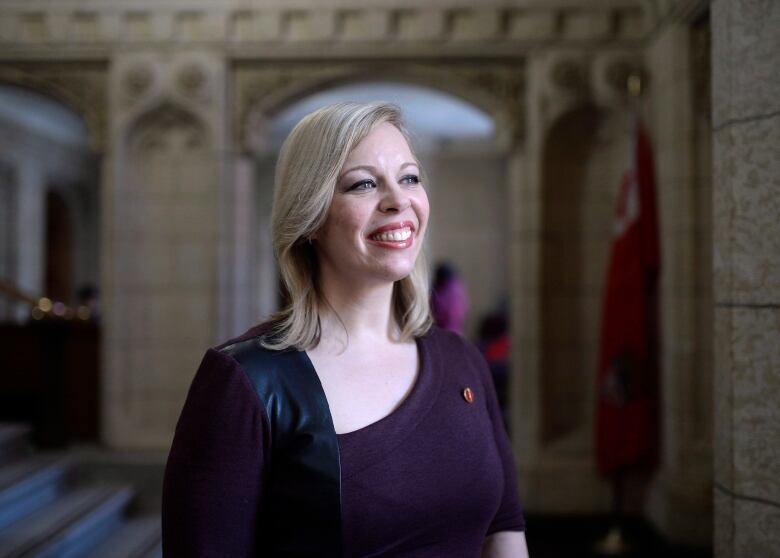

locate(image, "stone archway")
[[234, 61, 526, 153], [0, 75, 103, 443], [0, 78, 102, 310], [104, 99, 221, 448], [227, 58, 530, 447], [230, 62, 527, 323], [0, 63, 107, 153], [0, 67, 106, 320]]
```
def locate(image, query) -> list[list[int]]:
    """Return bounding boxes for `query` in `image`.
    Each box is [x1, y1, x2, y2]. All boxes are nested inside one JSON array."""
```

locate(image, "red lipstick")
[[366, 220, 416, 237], [365, 220, 416, 250]]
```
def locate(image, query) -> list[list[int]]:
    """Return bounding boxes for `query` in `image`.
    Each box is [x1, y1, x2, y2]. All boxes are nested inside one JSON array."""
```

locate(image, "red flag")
[[595, 118, 660, 477]]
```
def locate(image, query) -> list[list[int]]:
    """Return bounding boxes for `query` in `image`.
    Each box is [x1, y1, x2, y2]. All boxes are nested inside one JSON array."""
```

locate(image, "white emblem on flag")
[[613, 170, 640, 237]]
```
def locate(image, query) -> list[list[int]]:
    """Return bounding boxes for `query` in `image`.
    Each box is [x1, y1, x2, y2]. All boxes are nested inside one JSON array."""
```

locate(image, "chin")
[[369, 262, 416, 284]]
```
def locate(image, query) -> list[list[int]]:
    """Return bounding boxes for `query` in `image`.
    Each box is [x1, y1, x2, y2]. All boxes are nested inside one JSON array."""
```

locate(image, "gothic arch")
[[0, 64, 106, 152], [231, 60, 522, 348], [125, 100, 211, 156], [235, 61, 525, 152]]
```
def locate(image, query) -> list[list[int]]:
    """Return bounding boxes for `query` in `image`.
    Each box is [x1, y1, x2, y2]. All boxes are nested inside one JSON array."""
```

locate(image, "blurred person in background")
[[431, 261, 469, 336], [477, 309, 511, 430]]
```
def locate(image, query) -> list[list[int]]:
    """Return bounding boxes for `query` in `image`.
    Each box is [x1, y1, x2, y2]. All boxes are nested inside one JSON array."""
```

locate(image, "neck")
[[316, 268, 400, 349]]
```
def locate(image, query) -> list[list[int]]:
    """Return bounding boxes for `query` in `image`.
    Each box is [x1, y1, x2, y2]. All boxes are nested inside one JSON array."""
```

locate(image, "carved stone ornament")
[[453, 65, 525, 144], [130, 102, 207, 156], [234, 61, 526, 150], [0, 4, 669, 54], [121, 63, 155, 103], [550, 59, 587, 94], [234, 63, 360, 149], [176, 63, 211, 103], [0, 63, 107, 152]]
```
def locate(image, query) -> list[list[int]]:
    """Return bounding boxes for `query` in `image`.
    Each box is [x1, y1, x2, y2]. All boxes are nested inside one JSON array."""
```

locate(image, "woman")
[[162, 102, 529, 557]]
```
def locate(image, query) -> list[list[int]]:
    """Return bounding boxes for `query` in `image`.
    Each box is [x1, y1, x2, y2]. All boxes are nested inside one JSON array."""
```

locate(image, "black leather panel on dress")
[[220, 337, 342, 557]]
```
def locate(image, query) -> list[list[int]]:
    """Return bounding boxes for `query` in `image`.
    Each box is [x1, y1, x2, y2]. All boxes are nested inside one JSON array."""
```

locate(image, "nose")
[[378, 182, 411, 213]]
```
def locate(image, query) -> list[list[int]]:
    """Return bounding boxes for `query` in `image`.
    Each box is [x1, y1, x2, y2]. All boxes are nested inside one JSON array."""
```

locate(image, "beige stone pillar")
[[509, 56, 543, 505], [712, 0, 780, 555], [507, 142, 541, 466], [644, 22, 713, 547], [102, 52, 228, 449], [217, 154, 258, 342]]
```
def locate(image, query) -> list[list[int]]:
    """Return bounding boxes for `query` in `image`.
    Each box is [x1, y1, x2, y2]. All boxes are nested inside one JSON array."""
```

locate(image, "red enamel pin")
[[462, 387, 475, 403]]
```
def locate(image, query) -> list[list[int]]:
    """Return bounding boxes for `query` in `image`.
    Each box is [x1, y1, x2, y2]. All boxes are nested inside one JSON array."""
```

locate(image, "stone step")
[[0, 484, 134, 558], [0, 455, 69, 531], [84, 516, 162, 558], [0, 425, 31, 465]]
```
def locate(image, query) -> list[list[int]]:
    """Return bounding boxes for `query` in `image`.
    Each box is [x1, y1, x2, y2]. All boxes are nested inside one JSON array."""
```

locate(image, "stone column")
[[507, 141, 540, 464], [216, 154, 258, 342], [712, 0, 780, 556], [508, 57, 542, 492], [254, 153, 279, 322], [644, 22, 713, 547], [16, 161, 46, 309], [102, 51, 228, 449]]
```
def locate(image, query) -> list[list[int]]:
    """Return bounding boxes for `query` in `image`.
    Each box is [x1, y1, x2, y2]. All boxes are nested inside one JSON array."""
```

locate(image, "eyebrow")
[[339, 161, 419, 180]]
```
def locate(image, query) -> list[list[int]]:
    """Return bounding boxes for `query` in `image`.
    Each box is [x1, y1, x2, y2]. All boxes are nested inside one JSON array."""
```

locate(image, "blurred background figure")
[[477, 307, 510, 429], [430, 261, 469, 335]]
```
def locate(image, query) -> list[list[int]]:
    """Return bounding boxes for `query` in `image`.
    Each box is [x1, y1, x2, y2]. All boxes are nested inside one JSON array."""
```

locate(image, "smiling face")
[[313, 121, 429, 288]]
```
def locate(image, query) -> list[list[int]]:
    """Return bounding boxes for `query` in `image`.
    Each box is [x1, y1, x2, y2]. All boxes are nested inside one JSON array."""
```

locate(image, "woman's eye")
[[349, 179, 376, 191], [400, 175, 420, 185]]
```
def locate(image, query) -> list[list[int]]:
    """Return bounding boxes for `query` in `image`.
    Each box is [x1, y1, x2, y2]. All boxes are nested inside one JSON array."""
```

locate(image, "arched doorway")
[[0, 83, 102, 445], [0, 84, 98, 317]]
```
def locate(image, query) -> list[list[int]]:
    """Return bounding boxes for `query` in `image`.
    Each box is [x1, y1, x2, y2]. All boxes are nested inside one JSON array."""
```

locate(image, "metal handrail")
[[0, 279, 38, 306]]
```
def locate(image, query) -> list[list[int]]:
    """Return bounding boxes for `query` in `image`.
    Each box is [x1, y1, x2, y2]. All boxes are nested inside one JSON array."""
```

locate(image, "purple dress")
[[162, 325, 525, 557]]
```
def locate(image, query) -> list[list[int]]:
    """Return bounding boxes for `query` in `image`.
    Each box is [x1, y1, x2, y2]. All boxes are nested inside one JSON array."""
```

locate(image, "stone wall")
[[712, 0, 780, 555], [102, 52, 228, 448]]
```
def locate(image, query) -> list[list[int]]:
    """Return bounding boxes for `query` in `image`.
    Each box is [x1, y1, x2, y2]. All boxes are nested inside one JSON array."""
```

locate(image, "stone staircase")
[[0, 424, 161, 558]]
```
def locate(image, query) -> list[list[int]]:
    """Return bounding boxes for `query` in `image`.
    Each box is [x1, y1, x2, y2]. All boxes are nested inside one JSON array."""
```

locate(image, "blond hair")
[[261, 102, 432, 351]]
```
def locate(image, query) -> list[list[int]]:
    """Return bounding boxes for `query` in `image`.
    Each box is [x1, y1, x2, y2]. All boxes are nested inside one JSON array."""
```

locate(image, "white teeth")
[[370, 227, 412, 242]]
